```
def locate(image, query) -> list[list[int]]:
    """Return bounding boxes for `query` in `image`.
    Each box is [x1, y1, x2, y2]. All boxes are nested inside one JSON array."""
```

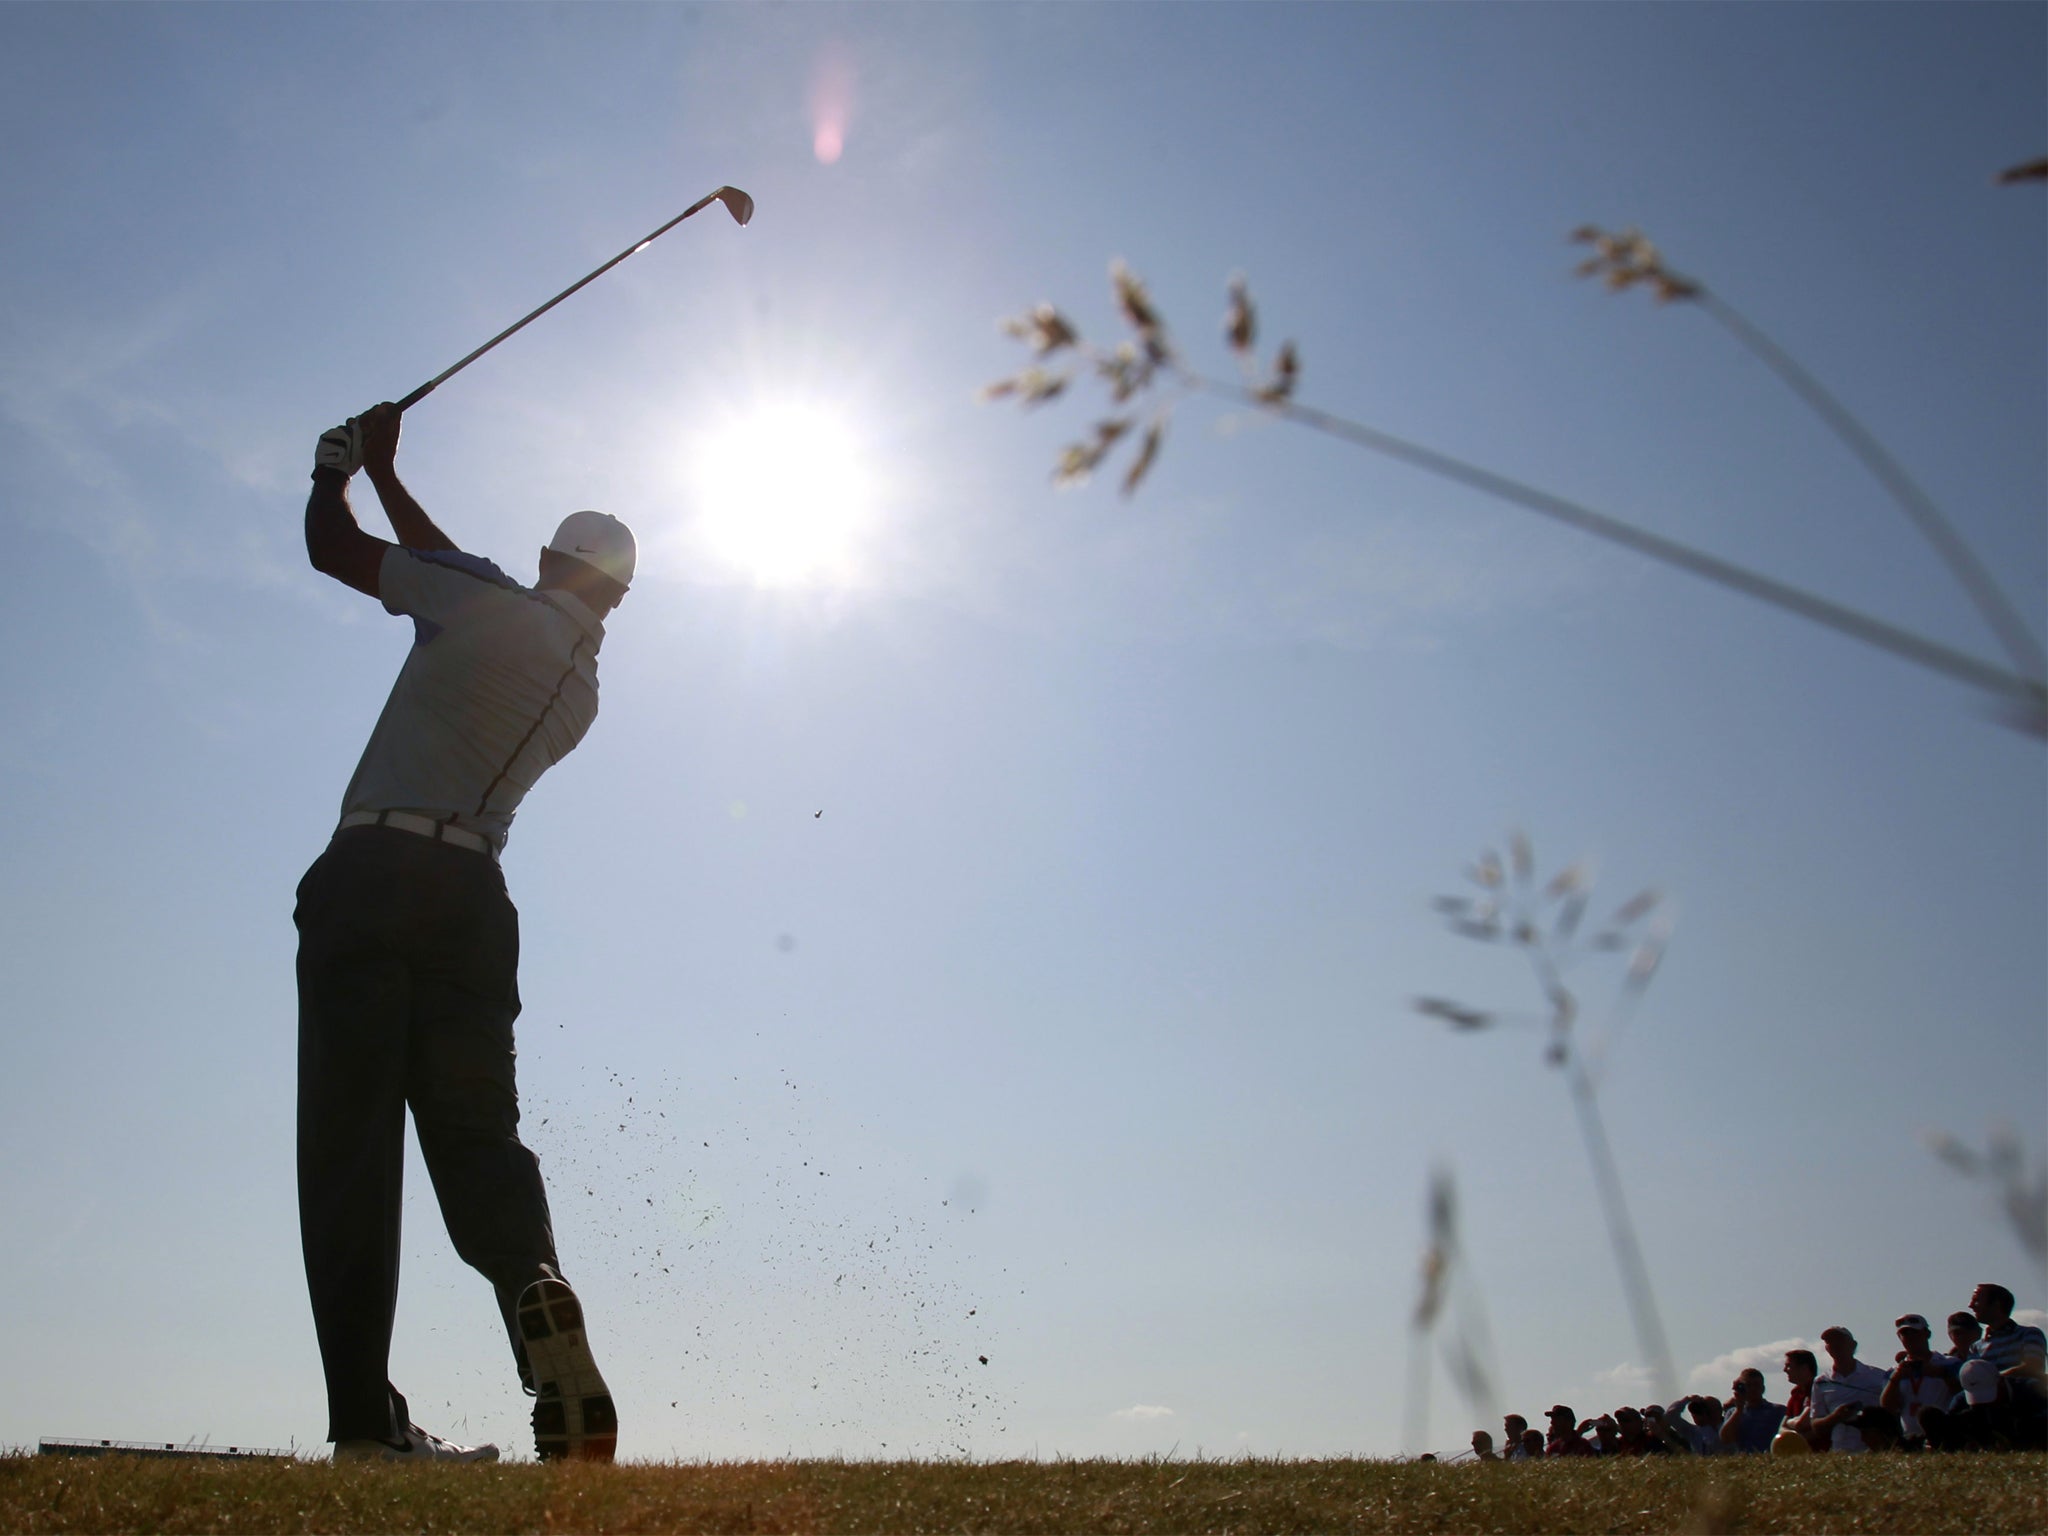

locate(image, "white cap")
[[547, 510, 636, 587], [1958, 1358, 2000, 1405]]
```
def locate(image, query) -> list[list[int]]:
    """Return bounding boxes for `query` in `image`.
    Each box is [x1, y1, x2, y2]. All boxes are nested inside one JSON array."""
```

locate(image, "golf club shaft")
[[397, 187, 748, 412]]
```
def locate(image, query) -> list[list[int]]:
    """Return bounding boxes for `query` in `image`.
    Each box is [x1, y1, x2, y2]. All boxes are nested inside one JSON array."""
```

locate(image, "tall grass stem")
[[1189, 374, 2045, 727], [1695, 290, 2047, 686]]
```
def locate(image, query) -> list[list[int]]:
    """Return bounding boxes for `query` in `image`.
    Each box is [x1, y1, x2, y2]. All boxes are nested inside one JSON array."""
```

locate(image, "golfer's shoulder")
[[382, 546, 522, 613], [394, 547, 521, 591]]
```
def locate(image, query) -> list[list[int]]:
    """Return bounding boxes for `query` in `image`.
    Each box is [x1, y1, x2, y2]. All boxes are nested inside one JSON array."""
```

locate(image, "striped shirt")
[[337, 548, 605, 850], [1971, 1321, 2048, 1375]]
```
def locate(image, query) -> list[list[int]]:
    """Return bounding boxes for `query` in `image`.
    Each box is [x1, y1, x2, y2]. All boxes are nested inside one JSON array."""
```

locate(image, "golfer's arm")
[[306, 475, 392, 599], [365, 464, 460, 553]]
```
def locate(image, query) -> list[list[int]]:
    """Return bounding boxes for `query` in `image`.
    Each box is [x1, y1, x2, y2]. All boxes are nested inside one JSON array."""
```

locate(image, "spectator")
[[1781, 1350, 1827, 1451], [1545, 1404, 1597, 1456], [1469, 1429, 1498, 1462], [1719, 1368, 1786, 1453], [1519, 1427, 1547, 1460], [1967, 1283, 2047, 1401], [1808, 1326, 1890, 1452], [1588, 1414, 1622, 1455], [1642, 1403, 1678, 1453], [1922, 1358, 2045, 1452], [1502, 1414, 1532, 1461], [1881, 1313, 1959, 1447], [1660, 1394, 1730, 1455], [1613, 1406, 1671, 1455], [1945, 1310, 1984, 1368]]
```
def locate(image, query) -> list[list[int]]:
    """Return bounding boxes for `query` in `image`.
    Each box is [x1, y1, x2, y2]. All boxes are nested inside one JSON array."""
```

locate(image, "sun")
[[688, 402, 879, 588]]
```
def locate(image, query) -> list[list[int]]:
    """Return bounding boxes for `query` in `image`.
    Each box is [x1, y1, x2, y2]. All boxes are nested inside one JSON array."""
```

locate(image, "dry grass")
[[2, 1452, 2044, 1534]]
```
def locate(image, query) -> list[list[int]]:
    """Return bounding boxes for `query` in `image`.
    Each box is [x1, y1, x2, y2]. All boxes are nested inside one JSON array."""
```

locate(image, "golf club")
[[395, 185, 754, 412]]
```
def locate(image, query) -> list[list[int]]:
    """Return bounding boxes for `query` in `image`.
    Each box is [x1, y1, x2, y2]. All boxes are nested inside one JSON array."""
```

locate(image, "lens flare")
[[809, 49, 854, 166]]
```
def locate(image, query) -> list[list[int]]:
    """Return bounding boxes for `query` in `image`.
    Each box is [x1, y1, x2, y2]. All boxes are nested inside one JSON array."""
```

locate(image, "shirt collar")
[[538, 587, 606, 645]]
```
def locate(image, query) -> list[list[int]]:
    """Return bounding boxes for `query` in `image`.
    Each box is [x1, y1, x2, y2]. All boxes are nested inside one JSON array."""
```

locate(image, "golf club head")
[[714, 186, 755, 227]]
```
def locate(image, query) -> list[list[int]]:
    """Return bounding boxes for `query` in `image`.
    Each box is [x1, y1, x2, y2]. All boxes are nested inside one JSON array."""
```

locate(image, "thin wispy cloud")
[[1111, 1404, 1175, 1421], [0, 281, 308, 640]]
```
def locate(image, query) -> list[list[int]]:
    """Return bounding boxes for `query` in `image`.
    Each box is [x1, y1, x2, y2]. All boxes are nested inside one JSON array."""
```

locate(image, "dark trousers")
[[295, 825, 560, 1442]]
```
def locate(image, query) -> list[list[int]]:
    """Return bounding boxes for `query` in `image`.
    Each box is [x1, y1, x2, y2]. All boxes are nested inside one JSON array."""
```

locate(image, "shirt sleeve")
[[379, 547, 518, 632]]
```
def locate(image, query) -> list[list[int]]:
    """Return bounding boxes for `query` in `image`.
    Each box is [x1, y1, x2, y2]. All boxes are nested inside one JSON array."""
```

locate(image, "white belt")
[[338, 809, 499, 860]]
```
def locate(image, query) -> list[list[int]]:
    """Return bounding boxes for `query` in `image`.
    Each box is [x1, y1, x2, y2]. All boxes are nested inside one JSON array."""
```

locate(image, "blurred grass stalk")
[[988, 230, 2048, 732], [1418, 837, 1680, 1404], [1922, 1123, 2048, 1279], [1405, 1166, 1501, 1457], [1573, 223, 2047, 694]]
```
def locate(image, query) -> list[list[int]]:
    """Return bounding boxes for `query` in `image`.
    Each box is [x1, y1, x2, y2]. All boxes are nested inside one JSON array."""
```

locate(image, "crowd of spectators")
[[1460, 1282, 2046, 1460]]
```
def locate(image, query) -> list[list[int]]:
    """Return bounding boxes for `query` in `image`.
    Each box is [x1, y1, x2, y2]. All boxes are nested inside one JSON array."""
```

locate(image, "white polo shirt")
[[337, 547, 605, 850], [1809, 1359, 1889, 1452]]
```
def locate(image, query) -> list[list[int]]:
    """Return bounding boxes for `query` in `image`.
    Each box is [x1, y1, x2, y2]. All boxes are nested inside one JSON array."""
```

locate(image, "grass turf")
[[1, 1452, 2043, 1533]]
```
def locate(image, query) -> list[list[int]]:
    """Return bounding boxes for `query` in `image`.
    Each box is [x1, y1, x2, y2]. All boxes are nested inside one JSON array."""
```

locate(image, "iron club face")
[[713, 186, 754, 227]]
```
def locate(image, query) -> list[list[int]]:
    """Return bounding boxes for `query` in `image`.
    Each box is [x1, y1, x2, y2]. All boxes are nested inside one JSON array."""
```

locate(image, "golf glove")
[[312, 420, 363, 482]]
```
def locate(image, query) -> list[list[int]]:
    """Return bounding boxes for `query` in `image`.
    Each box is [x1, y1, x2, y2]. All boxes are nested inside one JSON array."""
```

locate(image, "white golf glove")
[[312, 419, 363, 482]]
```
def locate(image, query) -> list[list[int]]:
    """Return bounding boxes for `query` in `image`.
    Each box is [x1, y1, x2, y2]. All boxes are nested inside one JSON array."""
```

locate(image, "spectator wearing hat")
[[1944, 1310, 1984, 1369], [1718, 1368, 1786, 1453], [1808, 1327, 1890, 1452], [1587, 1414, 1622, 1455], [1613, 1406, 1671, 1455], [1881, 1314, 1960, 1446], [1544, 1405, 1597, 1457], [1967, 1283, 2047, 1399]]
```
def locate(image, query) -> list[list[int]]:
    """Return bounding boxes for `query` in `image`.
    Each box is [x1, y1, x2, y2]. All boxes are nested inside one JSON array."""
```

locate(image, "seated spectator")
[[1781, 1350, 1829, 1452], [1967, 1283, 2047, 1404], [1544, 1404, 1597, 1456], [1922, 1358, 2047, 1452], [1502, 1414, 1532, 1461], [1519, 1427, 1547, 1460], [1642, 1403, 1679, 1452], [1945, 1310, 1984, 1368], [1660, 1394, 1730, 1455], [1588, 1414, 1622, 1455], [1808, 1326, 1890, 1453], [1613, 1406, 1672, 1455], [1842, 1404, 1904, 1453], [1881, 1313, 1959, 1447], [1469, 1429, 1498, 1462], [1719, 1368, 1786, 1453]]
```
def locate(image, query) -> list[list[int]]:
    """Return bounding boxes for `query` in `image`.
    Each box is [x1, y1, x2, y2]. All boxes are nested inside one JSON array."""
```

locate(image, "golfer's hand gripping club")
[[395, 184, 754, 413], [312, 420, 363, 484]]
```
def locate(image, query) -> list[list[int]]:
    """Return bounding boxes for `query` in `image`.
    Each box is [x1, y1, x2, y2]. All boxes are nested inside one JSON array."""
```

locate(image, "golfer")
[[298, 403, 627, 1463]]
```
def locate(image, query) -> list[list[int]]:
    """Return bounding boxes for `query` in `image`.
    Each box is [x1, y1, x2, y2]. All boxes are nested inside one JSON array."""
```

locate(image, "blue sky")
[[2, 3, 2042, 1461]]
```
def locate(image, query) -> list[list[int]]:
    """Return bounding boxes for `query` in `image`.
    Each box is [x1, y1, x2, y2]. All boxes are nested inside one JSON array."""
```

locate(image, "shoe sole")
[[518, 1278, 617, 1463]]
